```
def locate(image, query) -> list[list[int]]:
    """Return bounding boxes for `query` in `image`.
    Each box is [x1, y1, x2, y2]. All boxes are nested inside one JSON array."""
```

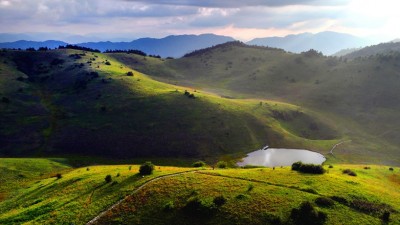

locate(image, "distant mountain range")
[[0, 40, 68, 50], [0, 32, 389, 57], [247, 31, 372, 55], [0, 34, 235, 58], [77, 34, 235, 58]]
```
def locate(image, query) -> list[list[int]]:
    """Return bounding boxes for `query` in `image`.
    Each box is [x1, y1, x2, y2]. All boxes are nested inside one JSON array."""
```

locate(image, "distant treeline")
[[104, 49, 147, 56], [1, 45, 164, 58], [58, 45, 101, 53]]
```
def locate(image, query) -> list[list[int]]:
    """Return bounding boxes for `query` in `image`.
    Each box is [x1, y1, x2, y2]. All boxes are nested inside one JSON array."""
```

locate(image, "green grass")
[[110, 42, 400, 165], [91, 164, 400, 225], [0, 158, 196, 224], [1, 158, 399, 225], [0, 49, 339, 161]]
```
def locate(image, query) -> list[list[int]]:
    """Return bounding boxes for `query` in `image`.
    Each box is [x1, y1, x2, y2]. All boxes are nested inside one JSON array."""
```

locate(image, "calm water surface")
[[238, 147, 326, 167]]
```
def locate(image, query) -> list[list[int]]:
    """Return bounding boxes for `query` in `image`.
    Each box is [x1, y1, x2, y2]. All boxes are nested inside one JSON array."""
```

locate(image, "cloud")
[[0, 0, 397, 43], [123, 0, 349, 8]]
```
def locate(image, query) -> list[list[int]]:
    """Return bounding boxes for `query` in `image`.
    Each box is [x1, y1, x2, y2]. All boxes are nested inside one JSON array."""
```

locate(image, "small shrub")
[[213, 195, 227, 206], [235, 194, 249, 200], [86, 167, 90, 171], [389, 167, 394, 171], [302, 188, 318, 194], [292, 161, 302, 171], [116, 173, 120, 177], [364, 166, 371, 170], [163, 201, 175, 211], [315, 197, 334, 207], [192, 161, 206, 167], [105, 61, 111, 65], [262, 212, 282, 225], [216, 161, 228, 169], [129, 166, 132, 171], [105, 175, 112, 183], [343, 169, 357, 176], [183, 197, 215, 217], [56, 173, 62, 179], [126, 71, 134, 76], [328, 165, 333, 168], [330, 196, 348, 205], [139, 161, 155, 175], [292, 162, 325, 174], [290, 201, 327, 225]]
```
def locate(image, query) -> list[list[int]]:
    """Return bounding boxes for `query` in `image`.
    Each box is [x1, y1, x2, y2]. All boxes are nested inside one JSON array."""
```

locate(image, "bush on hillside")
[[262, 212, 283, 225], [290, 201, 327, 225], [126, 71, 134, 76], [343, 169, 357, 176], [291, 162, 325, 174], [213, 195, 227, 206], [183, 197, 216, 217], [192, 161, 206, 167], [315, 197, 334, 207], [163, 201, 175, 211], [105, 61, 111, 65], [216, 161, 228, 169], [105, 175, 112, 183], [56, 173, 62, 179], [139, 161, 155, 175]]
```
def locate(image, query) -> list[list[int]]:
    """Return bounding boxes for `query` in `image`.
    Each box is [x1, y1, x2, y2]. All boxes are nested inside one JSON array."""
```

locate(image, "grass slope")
[[2, 158, 398, 225], [110, 42, 400, 165], [0, 158, 196, 225], [0, 49, 338, 160]]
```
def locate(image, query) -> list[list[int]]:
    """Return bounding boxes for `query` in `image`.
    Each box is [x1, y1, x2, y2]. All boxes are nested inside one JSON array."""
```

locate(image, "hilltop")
[[109, 41, 400, 165], [341, 41, 400, 59]]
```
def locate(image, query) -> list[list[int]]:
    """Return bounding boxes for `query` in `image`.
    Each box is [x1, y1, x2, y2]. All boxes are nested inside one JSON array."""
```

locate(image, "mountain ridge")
[[247, 31, 372, 55]]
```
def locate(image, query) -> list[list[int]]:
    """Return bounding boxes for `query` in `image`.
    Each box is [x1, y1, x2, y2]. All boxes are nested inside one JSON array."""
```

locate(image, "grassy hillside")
[[110, 42, 400, 165], [0, 158, 195, 224], [0, 48, 338, 160], [1, 158, 398, 225], [342, 42, 400, 59]]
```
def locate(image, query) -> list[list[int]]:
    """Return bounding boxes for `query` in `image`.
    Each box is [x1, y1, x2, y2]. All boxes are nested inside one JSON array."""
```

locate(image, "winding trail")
[[329, 140, 352, 155], [86, 170, 196, 225]]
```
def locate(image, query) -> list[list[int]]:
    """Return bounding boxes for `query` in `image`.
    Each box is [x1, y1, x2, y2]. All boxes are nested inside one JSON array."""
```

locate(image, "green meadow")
[[0, 158, 398, 224]]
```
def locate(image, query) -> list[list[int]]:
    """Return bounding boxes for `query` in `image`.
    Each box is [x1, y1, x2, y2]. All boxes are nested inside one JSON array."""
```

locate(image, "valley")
[[1, 43, 400, 224]]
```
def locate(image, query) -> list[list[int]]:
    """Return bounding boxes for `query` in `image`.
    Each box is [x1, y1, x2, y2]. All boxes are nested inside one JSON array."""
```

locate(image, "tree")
[[192, 161, 206, 167], [139, 161, 155, 175], [216, 161, 227, 169], [105, 174, 112, 183]]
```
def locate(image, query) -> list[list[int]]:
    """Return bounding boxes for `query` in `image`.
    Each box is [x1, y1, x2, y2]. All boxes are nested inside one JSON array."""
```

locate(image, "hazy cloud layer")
[[0, 0, 399, 42], [124, 0, 349, 7]]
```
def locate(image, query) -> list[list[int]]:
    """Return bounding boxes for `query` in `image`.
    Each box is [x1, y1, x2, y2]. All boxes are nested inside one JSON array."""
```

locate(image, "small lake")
[[238, 147, 326, 167]]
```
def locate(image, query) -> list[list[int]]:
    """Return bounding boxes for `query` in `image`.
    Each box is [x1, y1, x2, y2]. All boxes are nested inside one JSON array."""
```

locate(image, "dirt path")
[[86, 170, 196, 225], [329, 140, 352, 155]]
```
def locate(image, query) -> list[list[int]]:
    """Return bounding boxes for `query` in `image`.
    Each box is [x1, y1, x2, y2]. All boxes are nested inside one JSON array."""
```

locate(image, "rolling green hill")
[[110, 42, 400, 165], [0, 158, 399, 225], [0, 48, 337, 160]]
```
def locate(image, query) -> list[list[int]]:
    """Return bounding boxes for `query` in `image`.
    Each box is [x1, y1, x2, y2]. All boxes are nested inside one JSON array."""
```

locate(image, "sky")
[[0, 0, 399, 42]]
